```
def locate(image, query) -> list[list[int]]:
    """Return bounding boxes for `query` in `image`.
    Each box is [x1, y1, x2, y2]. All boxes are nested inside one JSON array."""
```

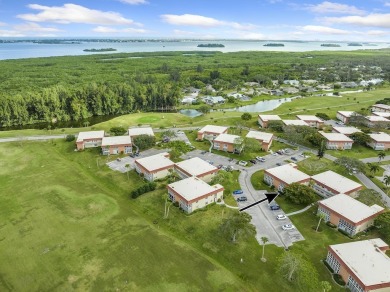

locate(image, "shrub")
[[338, 228, 355, 239], [65, 134, 75, 142], [333, 274, 346, 286], [173, 201, 179, 207], [131, 182, 156, 199], [326, 222, 337, 228], [323, 259, 334, 273]]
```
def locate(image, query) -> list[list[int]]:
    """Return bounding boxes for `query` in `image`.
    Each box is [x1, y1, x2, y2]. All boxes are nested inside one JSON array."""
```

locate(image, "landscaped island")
[[348, 43, 363, 46], [197, 43, 225, 48], [263, 43, 284, 47], [321, 44, 341, 47], [83, 48, 117, 52]]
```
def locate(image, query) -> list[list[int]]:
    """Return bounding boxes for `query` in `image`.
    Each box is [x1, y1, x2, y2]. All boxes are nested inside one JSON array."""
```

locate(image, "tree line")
[[0, 81, 181, 127]]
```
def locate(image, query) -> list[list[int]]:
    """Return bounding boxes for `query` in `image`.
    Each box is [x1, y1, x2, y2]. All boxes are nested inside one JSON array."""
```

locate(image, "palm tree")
[[261, 237, 269, 262], [320, 281, 332, 292], [378, 151, 386, 162], [316, 213, 326, 232], [368, 163, 380, 175], [125, 164, 130, 180], [383, 175, 390, 194]]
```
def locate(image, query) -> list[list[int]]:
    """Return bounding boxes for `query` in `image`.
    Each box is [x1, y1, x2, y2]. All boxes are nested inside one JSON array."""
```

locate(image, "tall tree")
[[357, 189, 386, 208], [374, 211, 390, 242], [383, 175, 390, 194], [219, 212, 256, 243], [261, 236, 269, 262], [378, 151, 386, 162], [317, 140, 326, 159], [315, 213, 326, 232], [320, 281, 332, 292], [284, 183, 317, 205]]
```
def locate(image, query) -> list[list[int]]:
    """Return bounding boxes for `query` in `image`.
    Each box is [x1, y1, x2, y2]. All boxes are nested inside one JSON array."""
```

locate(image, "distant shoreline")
[[83, 48, 117, 52]]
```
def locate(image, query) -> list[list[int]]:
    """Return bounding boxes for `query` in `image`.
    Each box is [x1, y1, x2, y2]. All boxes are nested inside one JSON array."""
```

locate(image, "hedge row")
[[131, 182, 157, 198]]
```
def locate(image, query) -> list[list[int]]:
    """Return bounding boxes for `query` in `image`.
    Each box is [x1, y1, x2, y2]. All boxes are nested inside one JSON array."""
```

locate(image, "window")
[[338, 218, 356, 236], [347, 276, 364, 292], [326, 252, 340, 273], [317, 206, 330, 222]]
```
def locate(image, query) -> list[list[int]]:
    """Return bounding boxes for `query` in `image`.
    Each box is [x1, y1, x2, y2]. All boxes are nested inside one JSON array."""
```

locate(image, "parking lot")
[[106, 142, 307, 247], [106, 148, 169, 173]]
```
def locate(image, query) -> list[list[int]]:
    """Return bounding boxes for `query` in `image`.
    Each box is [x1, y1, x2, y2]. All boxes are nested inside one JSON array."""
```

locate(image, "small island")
[[197, 44, 225, 48], [83, 48, 117, 52], [263, 43, 284, 47], [321, 43, 341, 47], [347, 43, 363, 46]]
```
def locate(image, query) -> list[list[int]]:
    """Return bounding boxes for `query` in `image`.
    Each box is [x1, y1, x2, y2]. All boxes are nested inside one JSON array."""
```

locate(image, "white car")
[[256, 156, 265, 162], [238, 160, 248, 166], [276, 214, 287, 220], [282, 224, 295, 231]]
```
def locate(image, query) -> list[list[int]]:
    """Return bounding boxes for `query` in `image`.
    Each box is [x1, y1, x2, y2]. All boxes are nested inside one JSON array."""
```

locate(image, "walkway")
[[286, 204, 314, 217], [216, 199, 238, 209]]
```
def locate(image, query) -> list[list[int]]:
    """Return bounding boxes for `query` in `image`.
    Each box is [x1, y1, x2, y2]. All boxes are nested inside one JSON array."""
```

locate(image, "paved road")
[[355, 172, 390, 206], [0, 134, 66, 143], [360, 156, 390, 163]]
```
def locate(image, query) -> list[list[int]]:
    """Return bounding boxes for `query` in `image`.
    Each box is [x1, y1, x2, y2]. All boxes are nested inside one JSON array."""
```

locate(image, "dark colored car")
[[291, 156, 297, 161], [249, 159, 257, 164], [217, 164, 223, 169], [135, 152, 140, 156], [276, 162, 282, 166], [233, 190, 243, 195], [237, 196, 248, 202], [269, 204, 281, 210], [129, 153, 135, 158]]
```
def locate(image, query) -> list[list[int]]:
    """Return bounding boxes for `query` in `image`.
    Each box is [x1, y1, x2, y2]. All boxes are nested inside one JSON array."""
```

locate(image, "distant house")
[[245, 130, 274, 151], [213, 134, 242, 153], [371, 104, 390, 113], [326, 239, 390, 292], [338, 81, 358, 88], [364, 116, 390, 128], [319, 131, 353, 150], [282, 87, 300, 94], [258, 114, 282, 128], [128, 127, 155, 139], [134, 152, 174, 182], [203, 96, 225, 105], [205, 84, 216, 93], [174, 157, 219, 183], [184, 87, 200, 94], [367, 132, 390, 150], [332, 126, 362, 136], [181, 97, 197, 104], [372, 112, 390, 118], [296, 115, 324, 128], [318, 194, 384, 236], [311, 170, 362, 198], [282, 120, 309, 127], [283, 80, 300, 86], [336, 111, 355, 123], [167, 177, 224, 214], [101, 136, 132, 155], [264, 163, 310, 192], [76, 130, 105, 150], [269, 89, 283, 96], [197, 125, 228, 140], [316, 84, 332, 91]]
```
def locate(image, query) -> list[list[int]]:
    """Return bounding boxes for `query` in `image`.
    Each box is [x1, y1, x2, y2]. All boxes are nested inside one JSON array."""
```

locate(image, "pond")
[[179, 97, 295, 117]]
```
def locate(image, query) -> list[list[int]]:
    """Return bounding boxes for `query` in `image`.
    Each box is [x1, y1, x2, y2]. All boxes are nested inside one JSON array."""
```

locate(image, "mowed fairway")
[[0, 141, 244, 291]]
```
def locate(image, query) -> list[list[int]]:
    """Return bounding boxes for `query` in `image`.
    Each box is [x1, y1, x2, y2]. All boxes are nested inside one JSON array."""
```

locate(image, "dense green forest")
[[0, 49, 389, 127]]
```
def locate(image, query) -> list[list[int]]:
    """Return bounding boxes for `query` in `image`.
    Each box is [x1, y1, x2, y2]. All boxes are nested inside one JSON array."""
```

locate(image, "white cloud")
[[0, 22, 7, 26], [0, 29, 25, 37], [366, 30, 390, 36], [92, 26, 147, 33], [324, 13, 390, 28], [161, 14, 224, 27], [161, 13, 257, 32], [385, 2, 390, 7], [17, 3, 138, 26], [306, 1, 365, 15], [14, 22, 61, 32], [119, 0, 148, 4], [300, 25, 349, 34], [268, 0, 283, 3]]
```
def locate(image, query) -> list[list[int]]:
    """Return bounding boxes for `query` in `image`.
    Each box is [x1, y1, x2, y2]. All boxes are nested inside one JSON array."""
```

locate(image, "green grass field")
[[0, 138, 383, 291]]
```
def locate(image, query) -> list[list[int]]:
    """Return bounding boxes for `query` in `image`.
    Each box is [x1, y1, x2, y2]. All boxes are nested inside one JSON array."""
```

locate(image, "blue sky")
[[0, 0, 390, 41]]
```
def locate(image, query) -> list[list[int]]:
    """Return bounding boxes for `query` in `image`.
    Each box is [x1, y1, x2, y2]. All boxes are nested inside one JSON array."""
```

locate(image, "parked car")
[[269, 204, 281, 210], [116, 158, 121, 162], [162, 137, 170, 143], [228, 158, 234, 162], [276, 162, 282, 166], [237, 196, 247, 202], [256, 156, 265, 162], [238, 160, 248, 166], [135, 152, 140, 156], [217, 164, 223, 169], [225, 165, 234, 172], [276, 214, 287, 220], [129, 153, 135, 158], [249, 159, 257, 164], [282, 224, 295, 231], [233, 190, 243, 195], [291, 156, 297, 161], [201, 151, 207, 154], [206, 160, 214, 165]]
